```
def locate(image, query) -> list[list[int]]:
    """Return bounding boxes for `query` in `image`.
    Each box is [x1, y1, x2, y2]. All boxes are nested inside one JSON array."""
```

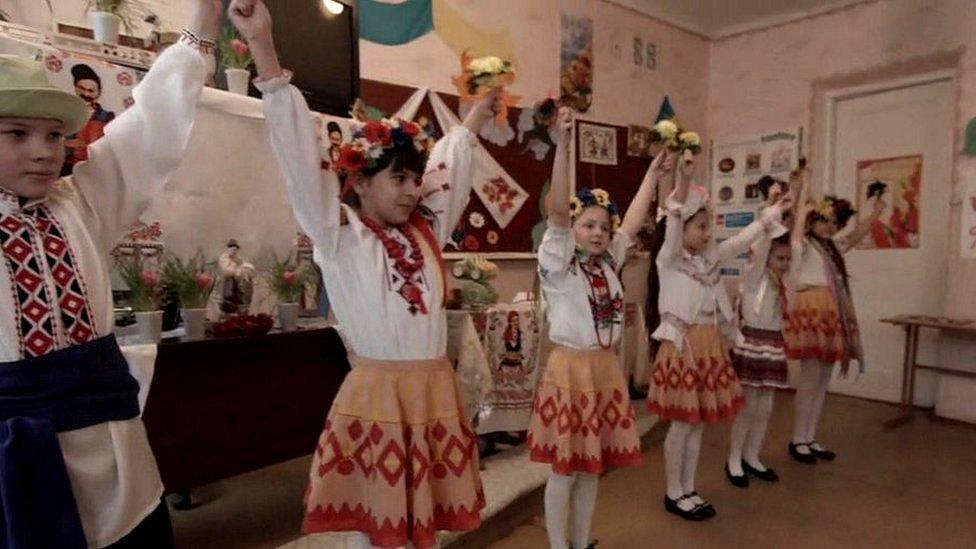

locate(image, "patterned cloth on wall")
[[476, 302, 541, 433]]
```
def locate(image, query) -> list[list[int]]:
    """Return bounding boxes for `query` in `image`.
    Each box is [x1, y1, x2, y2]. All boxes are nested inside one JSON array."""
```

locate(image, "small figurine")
[[217, 239, 255, 317]]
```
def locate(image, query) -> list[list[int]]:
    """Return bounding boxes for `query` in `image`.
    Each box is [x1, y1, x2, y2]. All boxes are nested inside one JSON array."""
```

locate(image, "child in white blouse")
[[725, 175, 797, 487], [529, 107, 673, 549], [230, 1, 498, 547], [647, 154, 793, 520], [785, 170, 884, 464]]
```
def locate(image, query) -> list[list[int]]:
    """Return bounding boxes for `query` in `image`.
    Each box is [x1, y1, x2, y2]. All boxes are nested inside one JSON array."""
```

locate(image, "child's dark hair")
[[326, 121, 342, 136], [771, 232, 791, 249], [756, 175, 787, 202], [342, 141, 428, 207], [645, 204, 709, 346], [806, 196, 856, 229], [645, 216, 667, 347]]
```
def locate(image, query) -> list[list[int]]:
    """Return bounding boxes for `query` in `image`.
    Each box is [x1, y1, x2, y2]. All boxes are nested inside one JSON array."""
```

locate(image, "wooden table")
[[880, 315, 976, 428], [141, 327, 350, 500]]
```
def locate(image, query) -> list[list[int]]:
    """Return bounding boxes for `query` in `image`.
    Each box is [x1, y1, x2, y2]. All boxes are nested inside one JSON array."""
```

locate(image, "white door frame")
[[820, 70, 956, 194]]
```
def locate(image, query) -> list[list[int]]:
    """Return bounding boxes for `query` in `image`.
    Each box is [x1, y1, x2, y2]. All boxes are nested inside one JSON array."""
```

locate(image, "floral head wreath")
[[569, 187, 621, 231], [811, 195, 856, 227], [334, 118, 431, 177]]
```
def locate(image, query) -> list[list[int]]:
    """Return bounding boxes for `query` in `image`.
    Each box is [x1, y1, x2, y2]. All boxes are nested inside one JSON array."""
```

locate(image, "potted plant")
[[219, 25, 253, 95], [86, 0, 143, 45], [269, 253, 308, 331], [452, 255, 500, 310], [161, 252, 215, 340], [116, 255, 164, 343]]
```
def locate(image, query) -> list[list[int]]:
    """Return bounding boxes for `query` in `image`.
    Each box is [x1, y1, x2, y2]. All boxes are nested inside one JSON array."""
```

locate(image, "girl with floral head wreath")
[[784, 169, 884, 464], [529, 106, 674, 549], [229, 1, 501, 546], [646, 150, 794, 521]]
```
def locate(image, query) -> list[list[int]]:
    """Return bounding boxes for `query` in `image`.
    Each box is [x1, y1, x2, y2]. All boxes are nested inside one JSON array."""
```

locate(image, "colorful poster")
[[854, 155, 922, 250], [962, 178, 976, 259], [560, 13, 593, 112], [710, 129, 801, 277], [578, 122, 617, 166], [42, 50, 144, 175]]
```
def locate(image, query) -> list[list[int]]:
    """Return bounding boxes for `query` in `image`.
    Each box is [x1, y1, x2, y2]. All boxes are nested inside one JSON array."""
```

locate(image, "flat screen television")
[[239, 0, 359, 116]]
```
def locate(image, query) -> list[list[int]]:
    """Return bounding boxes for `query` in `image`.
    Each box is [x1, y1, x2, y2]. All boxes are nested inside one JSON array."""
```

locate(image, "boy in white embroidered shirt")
[[529, 107, 674, 549], [228, 1, 499, 547], [0, 2, 220, 547]]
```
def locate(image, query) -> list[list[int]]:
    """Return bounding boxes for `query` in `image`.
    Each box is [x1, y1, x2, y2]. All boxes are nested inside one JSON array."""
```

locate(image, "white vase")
[[136, 310, 163, 344], [89, 11, 122, 45], [278, 302, 299, 332], [181, 307, 207, 340], [225, 68, 251, 95]]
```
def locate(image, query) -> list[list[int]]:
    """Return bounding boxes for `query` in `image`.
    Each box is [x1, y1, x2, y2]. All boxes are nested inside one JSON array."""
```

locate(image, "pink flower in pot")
[[195, 272, 214, 290], [282, 270, 298, 286], [231, 39, 249, 58], [140, 270, 161, 287]]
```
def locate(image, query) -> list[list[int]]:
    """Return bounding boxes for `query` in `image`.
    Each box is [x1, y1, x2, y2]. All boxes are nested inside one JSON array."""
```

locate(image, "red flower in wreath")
[[44, 55, 63, 73], [337, 146, 367, 174], [363, 121, 393, 146], [402, 122, 421, 137], [117, 71, 134, 87]]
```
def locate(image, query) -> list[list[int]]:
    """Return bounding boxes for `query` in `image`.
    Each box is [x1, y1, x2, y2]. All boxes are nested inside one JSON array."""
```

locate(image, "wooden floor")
[[486, 394, 976, 549], [170, 393, 976, 548]]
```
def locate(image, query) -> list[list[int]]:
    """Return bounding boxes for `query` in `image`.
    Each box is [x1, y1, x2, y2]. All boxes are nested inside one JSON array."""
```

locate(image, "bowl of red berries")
[[211, 313, 274, 338]]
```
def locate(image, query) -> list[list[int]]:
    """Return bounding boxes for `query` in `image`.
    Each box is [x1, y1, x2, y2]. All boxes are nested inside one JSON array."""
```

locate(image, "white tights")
[[728, 387, 775, 475], [663, 421, 704, 510], [792, 359, 834, 446], [544, 472, 600, 549]]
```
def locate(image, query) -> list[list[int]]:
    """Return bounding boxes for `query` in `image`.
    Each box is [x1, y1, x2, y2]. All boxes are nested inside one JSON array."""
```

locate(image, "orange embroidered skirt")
[[784, 286, 848, 363], [648, 325, 745, 424], [302, 356, 485, 549], [528, 345, 643, 475]]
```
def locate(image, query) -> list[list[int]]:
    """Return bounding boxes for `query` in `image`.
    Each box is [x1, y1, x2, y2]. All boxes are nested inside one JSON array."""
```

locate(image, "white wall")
[[709, 0, 976, 411], [829, 78, 954, 404]]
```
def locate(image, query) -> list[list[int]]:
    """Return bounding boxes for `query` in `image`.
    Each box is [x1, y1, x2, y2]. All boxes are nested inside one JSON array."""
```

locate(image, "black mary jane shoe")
[[743, 461, 780, 482], [583, 541, 599, 549], [688, 492, 716, 518], [664, 495, 709, 521], [725, 462, 749, 488], [808, 441, 836, 461], [789, 442, 817, 464]]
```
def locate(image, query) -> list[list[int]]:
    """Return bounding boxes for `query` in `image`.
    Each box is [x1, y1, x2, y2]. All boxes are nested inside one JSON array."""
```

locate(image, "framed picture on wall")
[[578, 122, 618, 165], [855, 154, 923, 250], [627, 124, 651, 157]]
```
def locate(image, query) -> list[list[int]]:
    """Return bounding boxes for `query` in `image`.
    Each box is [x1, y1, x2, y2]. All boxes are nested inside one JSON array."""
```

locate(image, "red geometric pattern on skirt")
[[527, 386, 643, 475], [649, 355, 745, 424], [304, 501, 482, 549], [304, 416, 485, 548], [784, 304, 847, 362], [0, 207, 96, 358]]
